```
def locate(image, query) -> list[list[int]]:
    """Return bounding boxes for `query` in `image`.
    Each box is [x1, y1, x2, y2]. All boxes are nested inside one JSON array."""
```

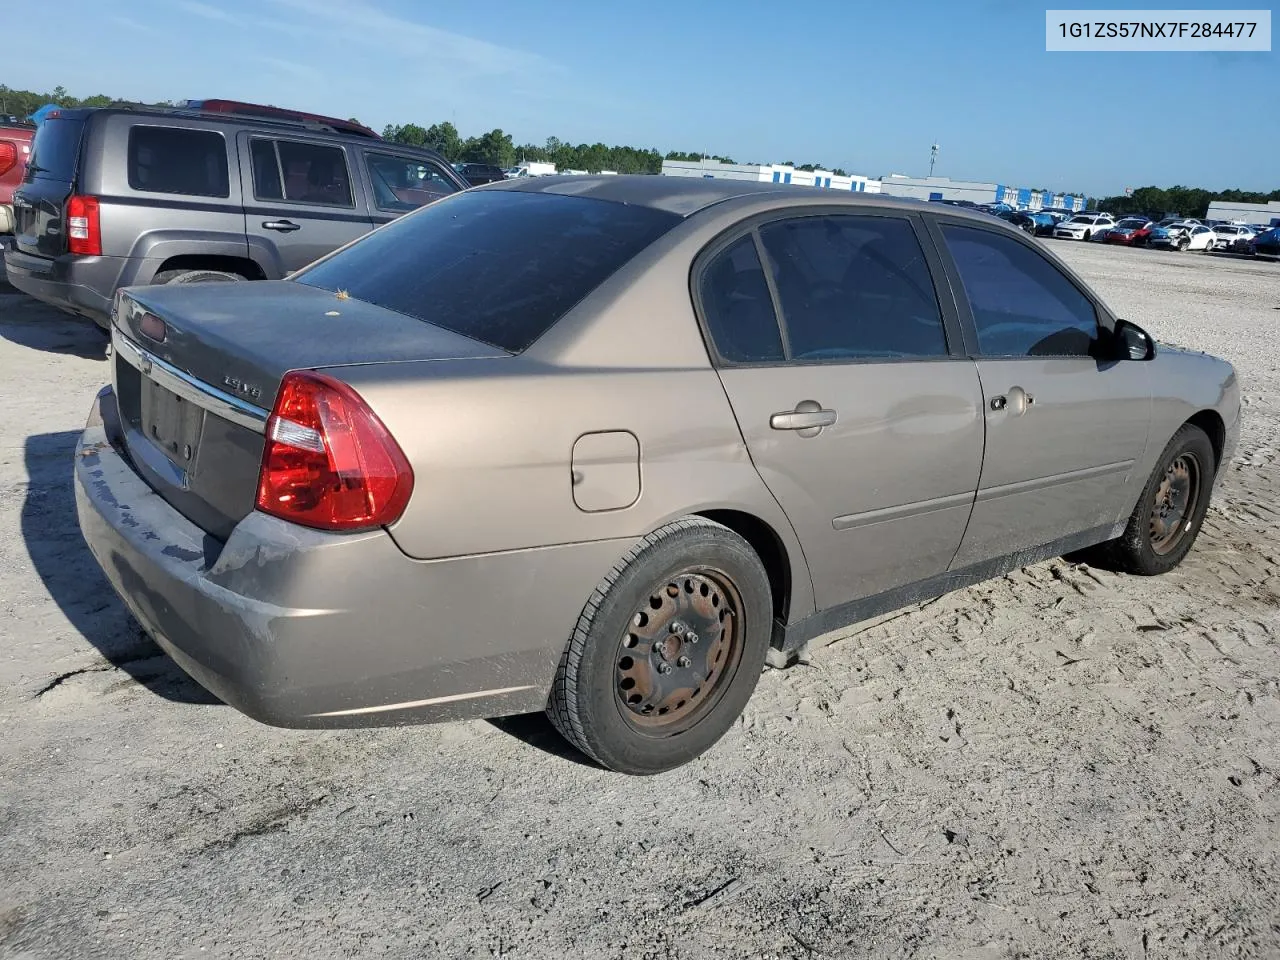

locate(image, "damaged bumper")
[[74, 387, 623, 727]]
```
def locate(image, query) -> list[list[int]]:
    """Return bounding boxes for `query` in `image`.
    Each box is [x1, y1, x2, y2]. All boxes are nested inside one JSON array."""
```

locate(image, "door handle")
[[770, 400, 837, 438], [262, 220, 302, 232], [991, 385, 1034, 416]]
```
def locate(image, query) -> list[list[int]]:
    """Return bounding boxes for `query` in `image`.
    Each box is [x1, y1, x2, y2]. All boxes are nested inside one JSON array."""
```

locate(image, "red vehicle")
[[0, 121, 35, 238], [1104, 217, 1154, 246]]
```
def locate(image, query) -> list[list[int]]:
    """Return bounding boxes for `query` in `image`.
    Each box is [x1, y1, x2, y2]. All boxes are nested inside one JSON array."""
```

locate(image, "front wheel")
[[1177, 238, 1189, 252], [547, 517, 772, 774], [1083, 231, 1091, 241], [1080, 424, 1215, 575]]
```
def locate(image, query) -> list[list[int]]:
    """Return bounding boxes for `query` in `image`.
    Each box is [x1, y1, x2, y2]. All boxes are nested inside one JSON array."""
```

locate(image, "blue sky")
[[6, 0, 1276, 196]]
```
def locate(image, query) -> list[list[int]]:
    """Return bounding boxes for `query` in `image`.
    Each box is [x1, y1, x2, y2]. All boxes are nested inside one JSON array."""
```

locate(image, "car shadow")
[[0, 291, 109, 360], [486, 713, 598, 768], [22, 431, 219, 704]]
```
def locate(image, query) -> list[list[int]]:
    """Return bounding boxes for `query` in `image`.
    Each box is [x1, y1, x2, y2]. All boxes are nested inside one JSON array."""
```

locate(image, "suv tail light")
[[0, 142, 16, 177], [256, 371, 414, 532], [67, 195, 101, 256]]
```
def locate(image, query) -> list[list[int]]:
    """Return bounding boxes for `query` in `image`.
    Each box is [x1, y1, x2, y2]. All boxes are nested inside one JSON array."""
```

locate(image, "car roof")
[[485, 173, 967, 218]]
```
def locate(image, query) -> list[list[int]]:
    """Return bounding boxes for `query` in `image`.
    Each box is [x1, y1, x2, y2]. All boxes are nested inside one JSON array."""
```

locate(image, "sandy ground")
[[1, 242, 1277, 960]]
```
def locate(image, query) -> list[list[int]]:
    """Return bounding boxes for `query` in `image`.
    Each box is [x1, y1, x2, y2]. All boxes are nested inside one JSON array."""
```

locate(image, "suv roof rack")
[[103, 99, 382, 140]]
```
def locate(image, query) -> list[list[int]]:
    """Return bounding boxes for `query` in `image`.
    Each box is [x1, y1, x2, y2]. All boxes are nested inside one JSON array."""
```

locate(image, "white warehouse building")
[[660, 159, 881, 193], [1205, 200, 1280, 227], [877, 175, 1087, 213]]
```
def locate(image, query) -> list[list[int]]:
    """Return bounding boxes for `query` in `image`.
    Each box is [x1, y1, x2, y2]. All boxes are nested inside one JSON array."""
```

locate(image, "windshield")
[[1117, 220, 1146, 228], [294, 190, 681, 353], [1067, 216, 1093, 224]]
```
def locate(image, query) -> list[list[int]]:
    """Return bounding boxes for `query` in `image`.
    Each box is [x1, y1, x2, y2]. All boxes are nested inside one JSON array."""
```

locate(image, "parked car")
[[998, 210, 1037, 234], [3, 101, 468, 327], [0, 120, 35, 237], [1104, 218, 1155, 246], [1209, 223, 1256, 251], [457, 162, 507, 186], [74, 177, 1240, 774], [1053, 213, 1117, 240], [1148, 223, 1216, 251], [1028, 212, 1060, 235], [1251, 226, 1280, 257]]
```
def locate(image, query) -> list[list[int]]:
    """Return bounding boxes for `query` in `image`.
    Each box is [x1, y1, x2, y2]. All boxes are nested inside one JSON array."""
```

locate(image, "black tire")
[[1081, 424, 1215, 575], [1083, 231, 1091, 241], [1177, 238, 1188, 252], [152, 269, 244, 285], [547, 517, 772, 775]]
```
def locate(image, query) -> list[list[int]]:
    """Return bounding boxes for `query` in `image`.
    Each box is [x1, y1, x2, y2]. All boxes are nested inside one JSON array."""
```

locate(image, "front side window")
[[252, 139, 353, 207], [757, 215, 949, 361], [365, 153, 459, 212], [699, 236, 784, 363], [128, 126, 229, 197], [941, 224, 1099, 358]]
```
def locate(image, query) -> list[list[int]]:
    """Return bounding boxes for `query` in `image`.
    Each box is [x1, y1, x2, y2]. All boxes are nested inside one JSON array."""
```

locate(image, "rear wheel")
[[152, 269, 244, 285], [1078, 424, 1215, 575], [547, 517, 772, 775]]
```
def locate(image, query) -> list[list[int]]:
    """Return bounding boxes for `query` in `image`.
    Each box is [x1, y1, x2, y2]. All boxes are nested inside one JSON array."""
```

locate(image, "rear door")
[[698, 210, 985, 611], [12, 115, 86, 258], [355, 148, 463, 229], [238, 133, 370, 274], [929, 219, 1152, 567]]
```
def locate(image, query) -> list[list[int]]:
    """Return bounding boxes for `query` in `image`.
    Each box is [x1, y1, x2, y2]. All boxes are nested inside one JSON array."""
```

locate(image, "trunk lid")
[[13, 116, 86, 258], [113, 280, 508, 541]]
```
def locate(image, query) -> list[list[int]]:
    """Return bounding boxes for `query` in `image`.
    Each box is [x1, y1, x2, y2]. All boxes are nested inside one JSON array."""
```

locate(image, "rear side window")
[[699, 236, 784, 363], [365, 153, 459, 212], [294, 190, 680, 353], [25, 118, 86, 182], [758, 215, 949, 361], [254, 139, 353, 207], [128, 126, 229, 197], [941, 224, 1099, 357]]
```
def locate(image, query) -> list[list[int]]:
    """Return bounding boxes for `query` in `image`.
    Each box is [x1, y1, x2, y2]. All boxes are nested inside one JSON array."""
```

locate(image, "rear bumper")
[[75, 387, 626, 727], [3, 248, 119, 325]]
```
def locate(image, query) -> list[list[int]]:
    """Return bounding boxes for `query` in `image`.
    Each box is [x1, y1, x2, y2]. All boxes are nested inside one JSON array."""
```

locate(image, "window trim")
[[924, 214, 1116, 361], [362, 150, 460, 214], [248, 135, 356, 209], [689, 207, 968, 370], [126, 124, 230, 199]]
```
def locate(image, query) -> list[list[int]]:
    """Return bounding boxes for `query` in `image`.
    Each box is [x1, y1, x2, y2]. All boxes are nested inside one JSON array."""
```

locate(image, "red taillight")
[[256, 371, 414, 532], [66, 195, 101, 256], [0, 142, 16, 177]]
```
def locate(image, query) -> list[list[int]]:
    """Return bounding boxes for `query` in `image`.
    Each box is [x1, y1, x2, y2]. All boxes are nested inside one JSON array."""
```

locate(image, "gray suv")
[[3, 102, 468, 327]]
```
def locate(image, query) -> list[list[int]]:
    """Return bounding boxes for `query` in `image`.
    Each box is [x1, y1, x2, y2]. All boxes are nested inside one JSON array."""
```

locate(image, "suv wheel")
[[548, 517, 772, 775], [152, 269, 244, 285]]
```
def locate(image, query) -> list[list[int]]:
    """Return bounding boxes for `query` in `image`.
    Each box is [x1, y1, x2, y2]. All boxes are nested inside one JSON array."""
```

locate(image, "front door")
[[697, 212, 985, 611], [237, 133, 371, 275], [931, 221, 1153, 567]]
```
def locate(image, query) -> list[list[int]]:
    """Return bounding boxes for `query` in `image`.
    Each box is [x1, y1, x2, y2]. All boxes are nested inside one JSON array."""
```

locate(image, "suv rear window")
[[25, 117, 85, 182], [128, 126, 229, 197], [294, 190, 680, 353]]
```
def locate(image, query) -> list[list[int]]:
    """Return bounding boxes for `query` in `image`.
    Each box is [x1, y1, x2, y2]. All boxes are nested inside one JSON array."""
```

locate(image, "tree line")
[[1094, 185, 1280, 219]]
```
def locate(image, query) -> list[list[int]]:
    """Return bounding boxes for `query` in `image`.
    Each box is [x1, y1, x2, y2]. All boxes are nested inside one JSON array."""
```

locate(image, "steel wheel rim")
[[614, 569, 744, 736], [1148, 453, 1201, 555]]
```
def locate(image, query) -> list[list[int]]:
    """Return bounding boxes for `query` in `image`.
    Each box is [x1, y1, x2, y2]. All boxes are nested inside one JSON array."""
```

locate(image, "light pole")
[[929, 142, 939, 177]]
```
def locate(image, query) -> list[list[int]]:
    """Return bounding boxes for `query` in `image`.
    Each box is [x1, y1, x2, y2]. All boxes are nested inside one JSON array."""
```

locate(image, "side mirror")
[[1113, 318, 1155, 361]]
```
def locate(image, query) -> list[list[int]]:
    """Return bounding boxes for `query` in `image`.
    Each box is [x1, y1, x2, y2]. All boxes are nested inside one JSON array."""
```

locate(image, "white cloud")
[[264, 0, 561, 79], [176, 0, 237, 23]]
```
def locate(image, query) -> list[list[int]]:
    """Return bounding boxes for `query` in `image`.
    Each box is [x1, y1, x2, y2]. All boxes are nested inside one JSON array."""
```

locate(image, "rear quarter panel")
[[333, 198, 826, 623], [84, 114, 248, 262]]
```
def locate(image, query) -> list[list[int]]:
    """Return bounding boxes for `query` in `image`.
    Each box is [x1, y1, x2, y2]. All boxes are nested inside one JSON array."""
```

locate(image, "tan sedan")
[[76, 176, 1239, 773]]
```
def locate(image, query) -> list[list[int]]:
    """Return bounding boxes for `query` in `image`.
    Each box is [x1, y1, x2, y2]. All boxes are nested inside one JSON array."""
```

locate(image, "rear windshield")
[[25, 117, 86, 182], [294, 190, 681, 353]]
